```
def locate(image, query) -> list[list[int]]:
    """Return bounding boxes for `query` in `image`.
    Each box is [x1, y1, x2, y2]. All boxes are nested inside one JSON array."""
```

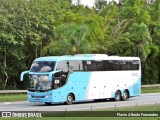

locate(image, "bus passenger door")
[[52, 72, 62, 102]]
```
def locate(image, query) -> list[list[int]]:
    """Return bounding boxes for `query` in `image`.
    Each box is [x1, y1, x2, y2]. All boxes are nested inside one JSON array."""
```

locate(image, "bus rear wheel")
[[122, 90, 129, 101], [66, 93, 74, 105], [114, 90, 121, 101]]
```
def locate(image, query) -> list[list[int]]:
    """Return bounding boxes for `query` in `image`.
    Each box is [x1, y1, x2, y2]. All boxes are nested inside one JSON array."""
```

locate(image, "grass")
[[107, 104, 160, 111], [0, 94, 27, 102], [141, 86, 160, 93], [1, 104, 160, 120]]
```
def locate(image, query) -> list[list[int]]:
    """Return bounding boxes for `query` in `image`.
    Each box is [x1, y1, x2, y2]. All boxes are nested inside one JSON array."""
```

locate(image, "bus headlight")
[[44, 94, 52, 98]]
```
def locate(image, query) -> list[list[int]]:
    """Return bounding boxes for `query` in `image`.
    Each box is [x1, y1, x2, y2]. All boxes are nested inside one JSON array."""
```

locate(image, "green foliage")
[[44, 23, 91, 55], [0, 0, 160, 89]]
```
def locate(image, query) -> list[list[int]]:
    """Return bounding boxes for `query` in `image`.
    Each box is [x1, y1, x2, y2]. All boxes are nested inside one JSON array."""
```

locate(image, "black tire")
[[115, 90, 121, 101], [66, 93, 74, 105], [122, 90, 129, 101], [45, 102, 52, 105]]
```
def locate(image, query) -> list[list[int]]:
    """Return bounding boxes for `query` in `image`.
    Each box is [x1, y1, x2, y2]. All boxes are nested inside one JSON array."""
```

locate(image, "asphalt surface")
[[0, 93, 160, 111]]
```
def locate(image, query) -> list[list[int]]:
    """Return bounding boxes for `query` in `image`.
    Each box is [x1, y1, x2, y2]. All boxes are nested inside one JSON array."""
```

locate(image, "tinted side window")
[[131, 60, 139, 70], [119, 60, 131, 70], [69, 60, 83, 71], [82, 61, 96, 71], [56, 60, 68, 72], [107, 60, 140, 71], [95, 60, 106, 71], [107, 60, 119, 71]]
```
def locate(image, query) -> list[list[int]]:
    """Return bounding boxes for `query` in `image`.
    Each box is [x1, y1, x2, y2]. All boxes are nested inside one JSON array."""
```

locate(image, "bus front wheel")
[[114, 90, 121, 101], [66, 93, 74, 105]]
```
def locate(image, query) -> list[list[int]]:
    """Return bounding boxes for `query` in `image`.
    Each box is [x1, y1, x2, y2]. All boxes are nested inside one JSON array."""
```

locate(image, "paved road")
[[0, 93, 160, 111]]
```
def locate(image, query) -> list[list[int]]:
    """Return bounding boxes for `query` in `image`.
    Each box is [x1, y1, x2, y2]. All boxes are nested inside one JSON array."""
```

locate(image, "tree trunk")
[[3, 50, 8, 90]]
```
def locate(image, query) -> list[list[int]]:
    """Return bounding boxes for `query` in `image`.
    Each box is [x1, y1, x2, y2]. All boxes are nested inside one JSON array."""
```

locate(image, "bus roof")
[[34, 54, 140, 62]]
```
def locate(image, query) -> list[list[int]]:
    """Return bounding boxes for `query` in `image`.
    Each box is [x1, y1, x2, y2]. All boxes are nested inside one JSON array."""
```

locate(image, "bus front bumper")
[[27, 91, 53, 103]]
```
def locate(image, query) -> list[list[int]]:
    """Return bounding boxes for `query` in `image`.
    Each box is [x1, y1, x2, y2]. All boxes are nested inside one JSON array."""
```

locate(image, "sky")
[[81, 0, 95, 8], [72, 0, 118, 8]]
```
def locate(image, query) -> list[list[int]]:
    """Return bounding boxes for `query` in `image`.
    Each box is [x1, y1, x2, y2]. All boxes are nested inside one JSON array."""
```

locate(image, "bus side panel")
[[65, 72, 91, 101], [87, 71, 141, 100], [128, 78, 141, 97], [110, 78, 141, 98], [87, 72, 115, 100]]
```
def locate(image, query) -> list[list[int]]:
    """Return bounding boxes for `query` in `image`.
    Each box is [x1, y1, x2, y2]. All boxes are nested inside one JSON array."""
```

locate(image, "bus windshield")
[[28, 74, 52, 91], [30, 61, 55, 72]]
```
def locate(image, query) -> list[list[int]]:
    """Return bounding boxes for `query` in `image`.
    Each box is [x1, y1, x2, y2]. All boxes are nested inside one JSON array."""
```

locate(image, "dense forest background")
[[0, 0, 160, 89]]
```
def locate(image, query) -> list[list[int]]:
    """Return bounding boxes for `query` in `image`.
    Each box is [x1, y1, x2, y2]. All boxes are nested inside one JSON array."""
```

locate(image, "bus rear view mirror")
[[20, 70, 29, 81]]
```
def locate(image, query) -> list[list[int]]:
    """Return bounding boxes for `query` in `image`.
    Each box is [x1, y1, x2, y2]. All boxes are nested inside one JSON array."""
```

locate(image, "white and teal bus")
[[21, 54, 141, 105]]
